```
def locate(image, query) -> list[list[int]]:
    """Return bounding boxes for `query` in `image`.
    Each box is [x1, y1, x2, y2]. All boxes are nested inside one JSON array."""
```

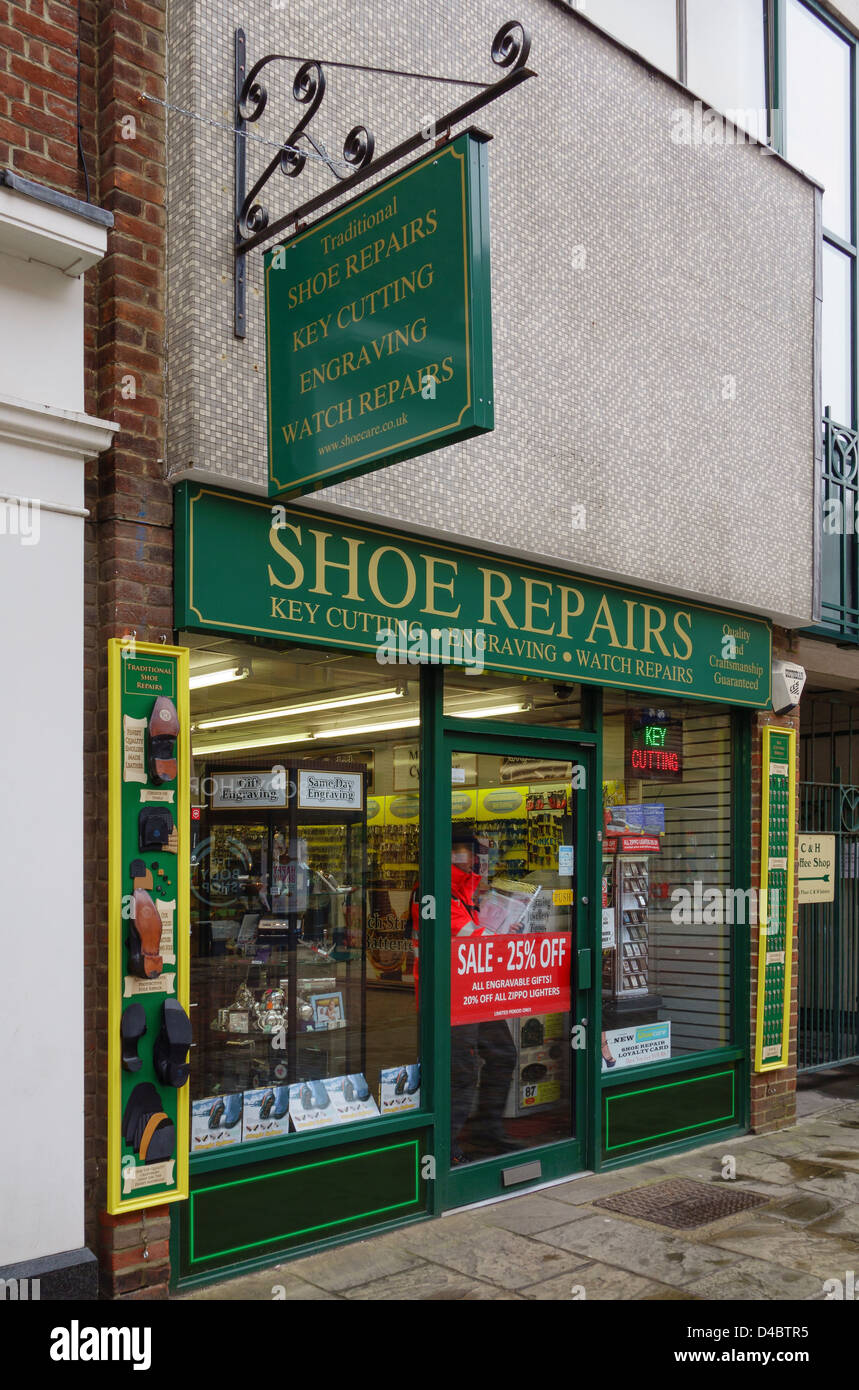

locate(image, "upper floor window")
[[582, 0, 767, 132], [582, 0, 679, 75], [784, 0, 852, 244], [686, 0, 767, 133]]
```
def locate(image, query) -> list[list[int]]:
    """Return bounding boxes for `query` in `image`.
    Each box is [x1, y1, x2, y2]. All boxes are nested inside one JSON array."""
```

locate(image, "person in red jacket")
[[412, 826, 517, 1162]]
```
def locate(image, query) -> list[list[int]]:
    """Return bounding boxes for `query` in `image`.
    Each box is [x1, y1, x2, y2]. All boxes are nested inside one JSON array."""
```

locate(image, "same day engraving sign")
[[264, 132, 493, 497]]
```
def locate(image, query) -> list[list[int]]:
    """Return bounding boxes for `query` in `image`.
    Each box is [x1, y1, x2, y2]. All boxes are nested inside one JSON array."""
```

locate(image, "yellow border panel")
[[754, 726, 796, 1073], [107, 639, 190, 1214]]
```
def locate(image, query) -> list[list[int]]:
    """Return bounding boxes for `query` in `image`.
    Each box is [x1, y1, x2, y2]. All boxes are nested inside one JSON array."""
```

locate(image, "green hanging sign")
[[175, 484, 773, 708], [264, 131, 494, 498]]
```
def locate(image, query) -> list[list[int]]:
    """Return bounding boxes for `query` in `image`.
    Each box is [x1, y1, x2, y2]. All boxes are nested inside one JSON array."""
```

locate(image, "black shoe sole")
[[120, 1002, 146, 1072]]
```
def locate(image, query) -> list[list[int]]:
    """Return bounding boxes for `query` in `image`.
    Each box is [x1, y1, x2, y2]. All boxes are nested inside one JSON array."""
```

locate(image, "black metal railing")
[[817, 410, 859, 642], [798, 780, 859, 1071]]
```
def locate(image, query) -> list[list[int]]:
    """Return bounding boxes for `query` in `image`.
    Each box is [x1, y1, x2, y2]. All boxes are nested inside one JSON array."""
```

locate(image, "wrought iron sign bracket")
[[233, 20, 535, 336]]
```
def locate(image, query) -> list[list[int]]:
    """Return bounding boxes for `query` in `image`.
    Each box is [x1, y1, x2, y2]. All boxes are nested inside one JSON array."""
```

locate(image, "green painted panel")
[[184, 1136, 425, 1271], [175, 485, 773, 707], [264, 132, 493, 497], [603, 1067, 738, 1157]]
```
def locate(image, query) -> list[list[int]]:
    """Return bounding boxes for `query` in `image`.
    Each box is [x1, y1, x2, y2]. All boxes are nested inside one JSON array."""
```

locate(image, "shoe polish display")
[[126, 889, 163, 979], [120, 1003, 146, 1072], [122, 1082, 176, 1164], [148, 696, 180, 784], [153, 998, 192, 1088]]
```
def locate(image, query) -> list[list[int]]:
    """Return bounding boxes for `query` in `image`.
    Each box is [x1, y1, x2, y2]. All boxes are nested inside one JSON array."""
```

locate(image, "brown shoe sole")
[[132, 889, 163, 976]]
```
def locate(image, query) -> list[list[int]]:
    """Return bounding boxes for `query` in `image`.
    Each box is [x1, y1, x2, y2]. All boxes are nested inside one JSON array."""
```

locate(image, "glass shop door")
[[440, 731, 594, 1208]]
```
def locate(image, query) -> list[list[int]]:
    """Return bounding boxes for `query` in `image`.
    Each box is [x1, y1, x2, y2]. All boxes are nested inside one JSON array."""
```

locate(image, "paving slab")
[[793, 1167, 859, 1202], [708, 1218, 859, 1279], [472, 1192, 594, 1235], [343, 1264, 527, 1300], [543, 1166, 671, 1206], [394, 1220, 588, 1289], [275, 1237, 422, 1292], [682, 1256, 823, 1301], [178, 1270, 341, 1300], [762, 1192, 848, 1226], [519, 1260, 697, 1301], [808, 1201, 859, 1237], [532, 1212, 743, 1286]]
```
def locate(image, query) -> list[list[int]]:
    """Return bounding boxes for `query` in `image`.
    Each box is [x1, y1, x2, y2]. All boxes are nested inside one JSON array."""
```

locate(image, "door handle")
[[577, 947, 592, 989]]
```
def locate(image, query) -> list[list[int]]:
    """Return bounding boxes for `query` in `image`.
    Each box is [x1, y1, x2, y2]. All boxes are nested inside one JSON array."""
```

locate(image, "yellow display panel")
[[108, 639, 190, 1212], [754, 726, 796, 1072]]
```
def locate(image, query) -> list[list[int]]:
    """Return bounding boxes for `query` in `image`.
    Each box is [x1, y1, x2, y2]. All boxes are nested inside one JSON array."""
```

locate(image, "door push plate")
[[577, 947, 592, 990]]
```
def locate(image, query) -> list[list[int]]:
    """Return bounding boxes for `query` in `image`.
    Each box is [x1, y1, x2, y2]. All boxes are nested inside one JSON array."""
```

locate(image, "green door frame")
[[418, 667, 600, 1209]]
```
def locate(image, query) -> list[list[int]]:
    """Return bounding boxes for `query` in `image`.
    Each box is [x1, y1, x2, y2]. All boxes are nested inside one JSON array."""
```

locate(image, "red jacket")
[[410, 864, 483, 1002]]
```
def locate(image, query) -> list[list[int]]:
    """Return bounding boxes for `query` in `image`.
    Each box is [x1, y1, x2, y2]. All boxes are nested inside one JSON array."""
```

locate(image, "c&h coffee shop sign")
[[176, 485, 772, 707], [264, 131, 493, 498]]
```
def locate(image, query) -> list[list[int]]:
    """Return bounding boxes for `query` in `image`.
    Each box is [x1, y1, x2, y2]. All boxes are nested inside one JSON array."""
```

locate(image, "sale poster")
[[451, 931, 572, 1025]]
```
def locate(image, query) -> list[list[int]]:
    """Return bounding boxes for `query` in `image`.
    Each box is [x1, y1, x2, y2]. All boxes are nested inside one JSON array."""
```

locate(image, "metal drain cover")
[[592, 1179, 769, 1230]]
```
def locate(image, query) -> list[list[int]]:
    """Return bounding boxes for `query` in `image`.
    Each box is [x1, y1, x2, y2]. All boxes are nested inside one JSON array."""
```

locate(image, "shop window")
[[601, 692, 734, 1071], [185, 638, 422, 1150], [443, 669, 582, 728]]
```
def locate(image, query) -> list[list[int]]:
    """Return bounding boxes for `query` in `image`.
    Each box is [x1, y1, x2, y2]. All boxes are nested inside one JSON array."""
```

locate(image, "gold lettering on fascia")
[[266, 526, 697, 663]]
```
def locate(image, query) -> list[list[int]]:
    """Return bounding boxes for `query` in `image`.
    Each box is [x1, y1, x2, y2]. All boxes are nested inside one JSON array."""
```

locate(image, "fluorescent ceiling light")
[[189, 666, 250, 691], [192, 700, 525, 754], [449, 702, 526, 719], [318, 717, 421, 740], [196, 686, 403, 731], [191, 731, 314, 756]]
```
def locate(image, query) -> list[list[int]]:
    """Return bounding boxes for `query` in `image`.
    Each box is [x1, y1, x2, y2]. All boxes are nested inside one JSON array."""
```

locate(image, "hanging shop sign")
[[108, 640, 191, 1214], [754, 727, 796, 1072], [797, 834, 836, 904], [176, 485, 773, 707], [264, 131, 493, 498]]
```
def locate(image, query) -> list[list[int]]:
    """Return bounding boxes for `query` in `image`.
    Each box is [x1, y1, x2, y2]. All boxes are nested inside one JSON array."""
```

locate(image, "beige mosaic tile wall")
[[166, 0, 817, 625]]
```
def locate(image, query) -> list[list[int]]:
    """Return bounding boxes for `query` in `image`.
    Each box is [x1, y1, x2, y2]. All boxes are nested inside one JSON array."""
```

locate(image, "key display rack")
[[754, 726, 796, 1071]]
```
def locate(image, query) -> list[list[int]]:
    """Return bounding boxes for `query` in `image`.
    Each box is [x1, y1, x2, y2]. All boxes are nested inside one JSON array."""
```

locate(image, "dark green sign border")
[[264, 131, 493, 498], [175, 482, 773, 708]]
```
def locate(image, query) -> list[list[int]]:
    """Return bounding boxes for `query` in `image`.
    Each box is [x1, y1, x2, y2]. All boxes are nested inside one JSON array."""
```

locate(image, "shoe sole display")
[[127, 890, 163, 979], [153, 998, 192, 1088], [122, 1081, 175, 1163], [120, 1002, 146, 1072], [148, 696, 180, 784]]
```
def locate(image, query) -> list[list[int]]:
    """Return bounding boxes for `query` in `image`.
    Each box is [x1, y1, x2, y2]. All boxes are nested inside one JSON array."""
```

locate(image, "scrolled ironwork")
[[234, 20, 537, 334], [491, 20, 531, 72], [841, 785, 859, 833], [342, 125, 375, 174], [824, 411, 859, 487]]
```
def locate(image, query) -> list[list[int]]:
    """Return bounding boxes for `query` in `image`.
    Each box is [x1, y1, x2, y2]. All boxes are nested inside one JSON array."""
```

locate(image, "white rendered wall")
[[0, 189, 111, 1267], [0, 248, 84, 413], [0, 437, 85, 1264]]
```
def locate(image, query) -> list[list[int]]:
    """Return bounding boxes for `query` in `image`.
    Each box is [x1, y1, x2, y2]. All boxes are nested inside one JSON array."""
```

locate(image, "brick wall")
[[748, 627, 801, 1134], [81, 0, 173, 1299], [0, 0, 92, 197]]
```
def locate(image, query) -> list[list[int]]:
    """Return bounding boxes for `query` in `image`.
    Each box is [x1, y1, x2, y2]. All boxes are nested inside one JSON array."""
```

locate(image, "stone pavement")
[[180, 1072, 859, 1301]]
